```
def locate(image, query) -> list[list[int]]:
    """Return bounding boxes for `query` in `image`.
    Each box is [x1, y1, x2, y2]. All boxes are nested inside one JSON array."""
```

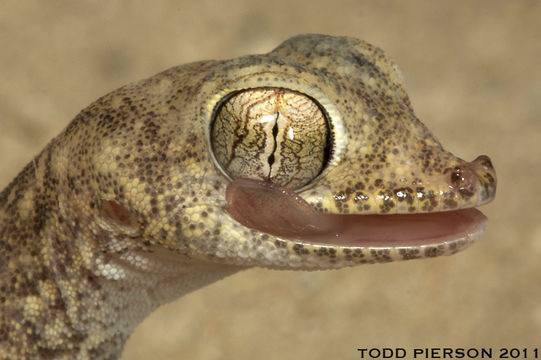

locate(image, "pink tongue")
[[225, 178, 487, 247]]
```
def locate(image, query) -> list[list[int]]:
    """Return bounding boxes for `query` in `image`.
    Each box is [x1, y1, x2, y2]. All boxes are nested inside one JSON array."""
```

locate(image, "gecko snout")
[[447, 155, 496, 204]]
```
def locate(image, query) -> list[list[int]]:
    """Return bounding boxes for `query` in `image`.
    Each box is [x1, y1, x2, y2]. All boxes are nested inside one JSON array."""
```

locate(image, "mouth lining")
[[226, 178, 488, 248]]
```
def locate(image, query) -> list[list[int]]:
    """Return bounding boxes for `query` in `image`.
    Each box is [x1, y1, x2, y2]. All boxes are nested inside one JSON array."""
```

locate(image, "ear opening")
[[100, 199, 138, 230]]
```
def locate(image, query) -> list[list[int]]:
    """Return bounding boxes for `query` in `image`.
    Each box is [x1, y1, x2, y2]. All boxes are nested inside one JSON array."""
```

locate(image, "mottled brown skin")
[[0, 34, 496, 359]]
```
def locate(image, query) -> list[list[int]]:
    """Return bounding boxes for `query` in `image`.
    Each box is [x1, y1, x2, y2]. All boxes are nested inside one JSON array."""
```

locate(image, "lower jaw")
[[300, 208, 487, 247]]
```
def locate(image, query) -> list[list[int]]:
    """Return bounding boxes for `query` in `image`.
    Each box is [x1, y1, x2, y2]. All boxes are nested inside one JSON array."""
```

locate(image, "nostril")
[[448, 165, 477, 196], [450, 167, 463, 187]]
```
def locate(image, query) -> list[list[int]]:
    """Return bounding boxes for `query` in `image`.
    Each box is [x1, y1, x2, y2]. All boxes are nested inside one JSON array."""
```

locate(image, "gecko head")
[[93, 34, 496, 270], [189, 34, 496, 269]]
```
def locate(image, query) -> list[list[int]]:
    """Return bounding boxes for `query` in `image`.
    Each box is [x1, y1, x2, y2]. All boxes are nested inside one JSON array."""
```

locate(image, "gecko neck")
[[0, 147, 245, 358]]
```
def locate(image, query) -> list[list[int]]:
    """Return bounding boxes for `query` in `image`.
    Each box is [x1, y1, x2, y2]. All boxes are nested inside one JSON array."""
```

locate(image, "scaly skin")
[[0, 34, 496, 359]]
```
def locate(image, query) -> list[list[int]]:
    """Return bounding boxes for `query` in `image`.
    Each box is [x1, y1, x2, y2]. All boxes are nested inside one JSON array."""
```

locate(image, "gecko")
[[0, 34, 496, 359]]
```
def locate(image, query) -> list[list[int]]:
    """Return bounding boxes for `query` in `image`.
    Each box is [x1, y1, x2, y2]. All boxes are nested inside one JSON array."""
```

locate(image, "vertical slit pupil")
[[268, 153, 275, 166], [267, 113, 279, 167]]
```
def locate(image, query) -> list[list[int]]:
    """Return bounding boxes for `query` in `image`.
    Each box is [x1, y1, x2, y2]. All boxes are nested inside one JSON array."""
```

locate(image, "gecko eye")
[[210, 88, 331, 190]]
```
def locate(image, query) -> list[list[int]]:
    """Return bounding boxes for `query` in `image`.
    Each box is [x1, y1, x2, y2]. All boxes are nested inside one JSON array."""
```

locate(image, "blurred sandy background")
[[1, 1, 540, 359]]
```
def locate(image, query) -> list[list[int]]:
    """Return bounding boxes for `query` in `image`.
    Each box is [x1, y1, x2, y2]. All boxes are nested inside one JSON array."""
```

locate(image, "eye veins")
[[211, 88, 331, 189]]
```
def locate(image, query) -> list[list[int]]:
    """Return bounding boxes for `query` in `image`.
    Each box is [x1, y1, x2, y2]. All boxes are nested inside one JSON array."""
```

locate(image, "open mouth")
[[226, 178, 488, 248]]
